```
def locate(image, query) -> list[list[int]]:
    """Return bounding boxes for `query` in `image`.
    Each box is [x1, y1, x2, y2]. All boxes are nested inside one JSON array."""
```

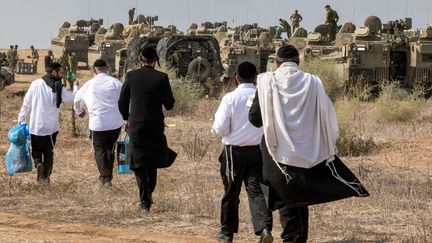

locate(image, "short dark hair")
[[93, 59, 108, 68], [14, 45, 18, 48], [237, 62, 257, 83], [30, 45, 34, 48], [46, 62, 62, 74], [140, 47, 158, 63], [325, 5, 331, 8], [276, 45, 300, 65], [10, 45, 13, 48]]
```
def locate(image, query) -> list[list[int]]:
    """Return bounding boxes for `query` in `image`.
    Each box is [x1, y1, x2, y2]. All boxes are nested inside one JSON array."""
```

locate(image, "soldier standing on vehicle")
[[325, 5, 339, 41], [290, 10, 303, 34], [29, 46, 40, 74], [128, 8, 136, 25]]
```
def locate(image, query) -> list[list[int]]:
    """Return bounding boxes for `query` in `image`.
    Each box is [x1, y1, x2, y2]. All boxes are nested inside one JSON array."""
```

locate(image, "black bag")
[[261, 156, 370, 210]]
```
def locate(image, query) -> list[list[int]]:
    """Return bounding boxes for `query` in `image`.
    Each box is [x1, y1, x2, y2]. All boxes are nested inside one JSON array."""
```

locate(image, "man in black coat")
[[118, 47, 175, 214]]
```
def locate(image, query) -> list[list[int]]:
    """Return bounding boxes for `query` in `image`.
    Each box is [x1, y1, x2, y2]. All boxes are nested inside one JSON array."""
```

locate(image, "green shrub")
[[166, 79, 203, 117], [335, 99, 376, 156], [373, 83, 426, 123], [301, 59, 344, 101]]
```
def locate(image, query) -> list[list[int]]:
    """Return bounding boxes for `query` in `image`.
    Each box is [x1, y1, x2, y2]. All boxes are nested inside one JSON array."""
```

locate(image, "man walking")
[[118, 47, 175, 214], [18, 62, 78, 184], [212, 62, 273, 243], [74, 59, 124, 188], [249, 45, 339, 243], [29, 46, 40, 74], [290, 10, 303, 34], [325, 5, 340, 41]]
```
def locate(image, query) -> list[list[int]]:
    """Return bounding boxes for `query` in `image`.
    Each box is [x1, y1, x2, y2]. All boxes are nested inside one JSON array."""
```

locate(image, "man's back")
[[212, 83, 263, 146], [76, 73, 124, 131], [119, 67, 174, 124]]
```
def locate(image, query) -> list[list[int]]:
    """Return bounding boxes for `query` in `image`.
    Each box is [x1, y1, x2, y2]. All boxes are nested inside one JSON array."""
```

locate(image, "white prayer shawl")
[[257, 62, 339, 169]]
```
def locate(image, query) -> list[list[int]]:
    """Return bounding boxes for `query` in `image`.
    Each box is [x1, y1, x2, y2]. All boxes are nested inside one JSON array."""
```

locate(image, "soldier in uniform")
[[57, 50, 70, 88], [29, 46, 40, 74], [325, 5, 339, 41], [290, 10, 303, 34], [67, 52, 78, 89], [6, 46, 13, 70], [128, 8, 136, 25], [11, 45, 19, 72]]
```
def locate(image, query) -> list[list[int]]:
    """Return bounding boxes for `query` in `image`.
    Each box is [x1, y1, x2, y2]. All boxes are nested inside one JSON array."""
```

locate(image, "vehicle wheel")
[[187, 57, 212, 81]]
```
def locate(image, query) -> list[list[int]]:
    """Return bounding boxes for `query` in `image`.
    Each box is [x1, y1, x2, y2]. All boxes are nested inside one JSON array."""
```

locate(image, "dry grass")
[[0, 52, 431, 242]]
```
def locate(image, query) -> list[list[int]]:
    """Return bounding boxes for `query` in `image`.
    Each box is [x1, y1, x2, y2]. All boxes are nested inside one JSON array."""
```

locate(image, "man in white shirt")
[[74, 59, 124, 188], [18, 62, 78, 184], [212, 62, 273, 243]]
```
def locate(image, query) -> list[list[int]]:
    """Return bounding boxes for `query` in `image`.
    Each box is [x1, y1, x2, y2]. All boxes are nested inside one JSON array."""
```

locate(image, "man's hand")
[[78, 110, 86, 118]]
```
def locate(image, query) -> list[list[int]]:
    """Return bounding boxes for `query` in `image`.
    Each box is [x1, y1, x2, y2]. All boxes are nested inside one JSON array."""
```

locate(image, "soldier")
[[128, 8, 136, 25], [290, 10, 303, 34], [325, 5, 339, 41], [6, 46, 13, 70], [57, 50, 69, 87], [67, 52, 78, 89], [44, 50, 54, 71], [279, 18, 292, 38], [11, 45, 19, 72], [29, 46, 40, 74]]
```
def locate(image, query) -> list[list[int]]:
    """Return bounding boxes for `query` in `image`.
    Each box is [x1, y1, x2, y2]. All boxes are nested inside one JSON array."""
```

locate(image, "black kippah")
[[277, 45, 299, 60], [93, 59, 107, 67], [237, 62, 257, 80], [141, 47, 158, 60]]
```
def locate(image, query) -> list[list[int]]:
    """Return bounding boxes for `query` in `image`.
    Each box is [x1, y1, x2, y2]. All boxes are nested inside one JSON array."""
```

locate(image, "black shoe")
[[259, 229, 274, 243], [137, 206, 150, 215], [216, 231, 233, 242], [36, 164, 45, 183]]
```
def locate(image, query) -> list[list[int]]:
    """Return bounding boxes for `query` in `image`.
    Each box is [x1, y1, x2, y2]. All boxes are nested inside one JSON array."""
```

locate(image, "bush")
[[301, 59, 344, 101], [373, 83, 426, 123], [335, 99, 376, 156], [166, 79, 203, 117]]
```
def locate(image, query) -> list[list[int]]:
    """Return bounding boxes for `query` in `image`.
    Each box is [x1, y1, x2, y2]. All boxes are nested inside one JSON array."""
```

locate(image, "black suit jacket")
[[118, 66, 176, 169]]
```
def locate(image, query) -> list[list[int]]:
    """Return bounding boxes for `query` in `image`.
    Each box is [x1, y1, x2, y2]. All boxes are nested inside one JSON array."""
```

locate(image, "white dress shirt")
[[18, 79, 78, 136], [211, 83, 263, 146], [74, 72, 124, 132]]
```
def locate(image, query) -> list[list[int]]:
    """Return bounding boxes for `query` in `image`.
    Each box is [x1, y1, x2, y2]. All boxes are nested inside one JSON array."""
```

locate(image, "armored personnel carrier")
[[88, 23, 126, 72], [51, 19, 103, 67]]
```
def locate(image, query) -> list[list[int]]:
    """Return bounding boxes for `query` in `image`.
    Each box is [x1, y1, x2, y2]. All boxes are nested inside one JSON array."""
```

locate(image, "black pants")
[[91, 128, 121, 183], [279, 206, 309, 243], [134, 166, 157, 208], [30, 132, 58, 179], [219, 145, 273, 236]]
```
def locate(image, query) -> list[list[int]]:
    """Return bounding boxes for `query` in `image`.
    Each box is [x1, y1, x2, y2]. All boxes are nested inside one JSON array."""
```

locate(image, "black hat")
[[93, 59, 108, 68], [237, 62, 257, 80], [141, 47, 158, 60], [277, 45, 299, 60], [48, 62, 62, 69]]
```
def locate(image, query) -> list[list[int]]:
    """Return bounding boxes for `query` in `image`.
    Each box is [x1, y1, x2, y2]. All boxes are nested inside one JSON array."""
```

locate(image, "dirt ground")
[[0, 50, 431, 243]]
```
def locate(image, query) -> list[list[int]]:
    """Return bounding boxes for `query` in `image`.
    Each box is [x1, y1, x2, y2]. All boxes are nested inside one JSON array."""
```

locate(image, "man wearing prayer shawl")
[[249, 45, 368, 243], [118, 47, 176, 214]]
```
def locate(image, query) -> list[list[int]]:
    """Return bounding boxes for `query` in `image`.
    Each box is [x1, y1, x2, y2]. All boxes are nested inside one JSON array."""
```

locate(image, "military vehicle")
[[157, 35, 224, 97], [88, 23, 126, 73], [0, 67, 15, 91], [51, 19, 103, 67]]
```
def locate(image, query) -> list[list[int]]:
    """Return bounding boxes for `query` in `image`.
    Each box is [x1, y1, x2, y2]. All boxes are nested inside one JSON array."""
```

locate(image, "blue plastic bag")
[[6, 142, 33, 175], [8, 124, 30, 145], [6, 124, 33, 175], [116, 135, 133, 174]]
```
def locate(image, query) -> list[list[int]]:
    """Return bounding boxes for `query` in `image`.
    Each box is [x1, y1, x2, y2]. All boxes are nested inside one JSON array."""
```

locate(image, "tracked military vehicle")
[[88, 23, 126, 73], [157, 35, 224, 97], [0, 67, 15, 91], [51, 19, 103, 67]]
